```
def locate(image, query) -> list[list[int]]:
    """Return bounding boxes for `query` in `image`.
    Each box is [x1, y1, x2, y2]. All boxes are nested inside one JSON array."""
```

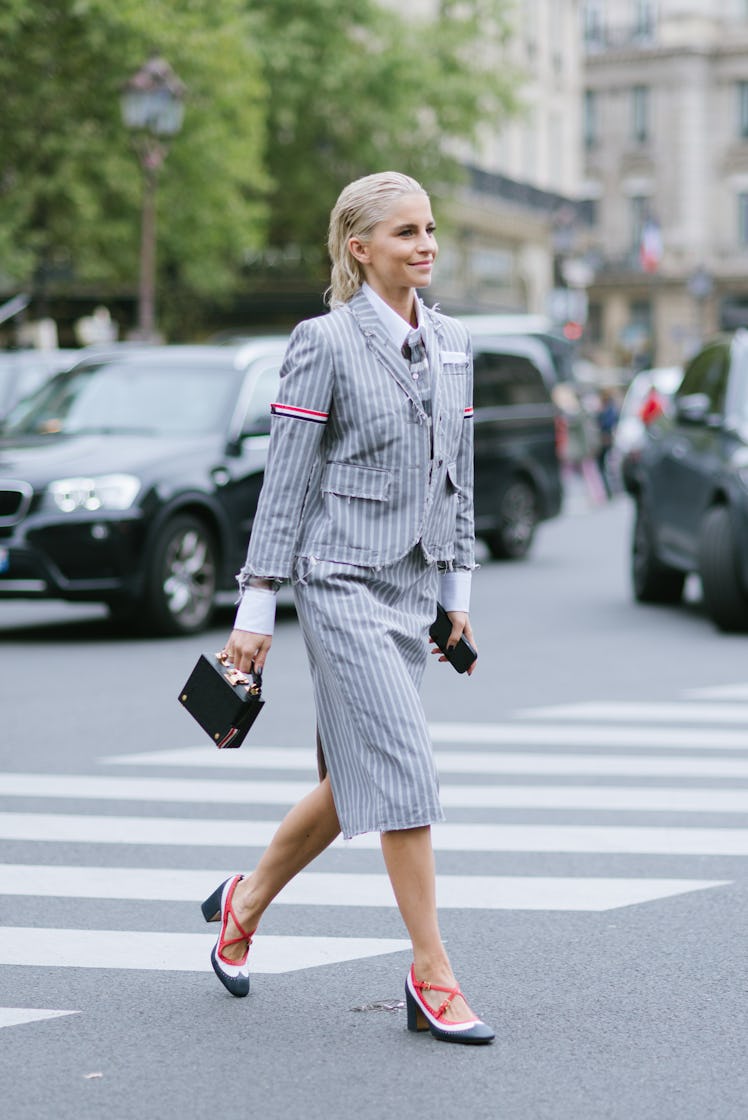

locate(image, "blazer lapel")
[[420, 301, 446, 421], [346, 289, 423, 411]]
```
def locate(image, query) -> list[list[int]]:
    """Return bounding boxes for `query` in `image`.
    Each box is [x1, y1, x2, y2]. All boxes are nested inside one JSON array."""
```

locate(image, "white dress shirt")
[[234, 283, 471, 635]]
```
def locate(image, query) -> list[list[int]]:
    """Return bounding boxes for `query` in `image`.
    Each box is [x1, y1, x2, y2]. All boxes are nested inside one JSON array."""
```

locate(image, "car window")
[[3, 361, 240, 437], [473, 352, 549, 408], [677, 344, 729, 414], [240, 361, 281, 434]]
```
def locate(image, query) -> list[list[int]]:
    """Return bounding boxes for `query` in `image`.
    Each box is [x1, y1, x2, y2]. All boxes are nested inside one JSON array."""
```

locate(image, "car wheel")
[[698, 505, 748, 632], [631, 501, 685, 603], [144, 514, 218, 635], [486, 477, 539, 560]]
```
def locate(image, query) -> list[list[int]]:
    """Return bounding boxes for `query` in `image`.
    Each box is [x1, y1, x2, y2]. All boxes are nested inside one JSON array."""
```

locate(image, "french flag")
[[640, 218, 663, 274]]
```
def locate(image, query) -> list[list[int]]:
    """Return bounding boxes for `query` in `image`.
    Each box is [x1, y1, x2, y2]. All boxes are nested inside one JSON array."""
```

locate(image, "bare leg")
[[221, 775, 341, 960], [381, 825, 476, 1023]]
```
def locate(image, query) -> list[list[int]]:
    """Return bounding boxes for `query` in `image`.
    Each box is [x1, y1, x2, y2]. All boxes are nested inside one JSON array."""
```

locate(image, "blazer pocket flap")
[[441, 351, 469, 366], [445, 461, 462, 492], [322, 461, 391, 500]]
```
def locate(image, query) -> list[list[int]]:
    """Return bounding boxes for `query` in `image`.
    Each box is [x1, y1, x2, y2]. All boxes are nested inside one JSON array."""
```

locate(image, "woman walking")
[[202, 171, 494, 1045]]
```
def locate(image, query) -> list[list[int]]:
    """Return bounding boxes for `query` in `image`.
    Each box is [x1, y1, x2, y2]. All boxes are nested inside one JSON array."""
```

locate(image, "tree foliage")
[[250, 0, 517, 262], [0, 0, 517, 334], [0, 0, 266, 302]]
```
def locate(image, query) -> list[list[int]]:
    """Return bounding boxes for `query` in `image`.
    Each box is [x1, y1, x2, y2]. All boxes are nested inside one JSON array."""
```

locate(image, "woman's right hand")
[[223, 629, 272, 675]]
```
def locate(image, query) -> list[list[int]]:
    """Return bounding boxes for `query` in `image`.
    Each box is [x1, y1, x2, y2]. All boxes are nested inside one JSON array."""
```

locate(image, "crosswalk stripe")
[[102, 746, 748, 779], [0, 1008, 80, 1030], [5, 773, 748, 812], [0, 865, 727, 912], [4, 811, 748, 854], [686, 684, 748, 700], [518, 701, 748, 725], [428, 723, 748, 749], [0, 928, 411, 974]]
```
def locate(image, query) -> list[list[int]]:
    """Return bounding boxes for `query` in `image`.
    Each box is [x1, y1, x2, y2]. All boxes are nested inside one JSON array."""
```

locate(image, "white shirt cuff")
[[438, 570, 472, 613], [234, 587, 277, 635]]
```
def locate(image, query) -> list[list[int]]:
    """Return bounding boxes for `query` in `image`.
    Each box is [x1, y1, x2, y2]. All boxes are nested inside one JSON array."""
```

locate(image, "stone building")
[[391, 1, 589, 319], [581, 0, 748, 370]]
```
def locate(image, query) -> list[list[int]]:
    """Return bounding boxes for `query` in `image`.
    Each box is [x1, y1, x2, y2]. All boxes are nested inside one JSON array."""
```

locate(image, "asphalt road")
[[1, 488, 747, 1120]]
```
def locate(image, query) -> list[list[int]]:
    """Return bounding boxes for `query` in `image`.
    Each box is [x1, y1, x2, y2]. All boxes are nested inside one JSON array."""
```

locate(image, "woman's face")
[[349, 192, 438, 305]]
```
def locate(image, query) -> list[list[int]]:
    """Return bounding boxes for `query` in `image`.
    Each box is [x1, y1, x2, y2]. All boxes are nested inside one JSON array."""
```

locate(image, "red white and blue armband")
[[270, 402, 329, 425]]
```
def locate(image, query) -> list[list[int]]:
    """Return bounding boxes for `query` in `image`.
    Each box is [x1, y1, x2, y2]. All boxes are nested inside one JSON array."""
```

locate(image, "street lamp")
[[120, 57, 185, 341]]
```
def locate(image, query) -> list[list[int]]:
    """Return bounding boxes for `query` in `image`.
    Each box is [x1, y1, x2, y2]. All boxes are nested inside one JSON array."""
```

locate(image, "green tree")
[[0, 0, 517, 335], [0, 0, 266, 327], [249, 0, 517, 270]]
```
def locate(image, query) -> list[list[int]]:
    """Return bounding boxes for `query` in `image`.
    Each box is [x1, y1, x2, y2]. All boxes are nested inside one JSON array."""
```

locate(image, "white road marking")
[[0, 1007, 80, 1030], [4, 811, 748, 854], [686, 684, 748, 700], [101, 746, 748, 779], [5, 772, 748, 812], [0, 928, 410, 974], [518, 701, 748, 725], [0, 864, 727, 912], [428, 723, 748, 749]]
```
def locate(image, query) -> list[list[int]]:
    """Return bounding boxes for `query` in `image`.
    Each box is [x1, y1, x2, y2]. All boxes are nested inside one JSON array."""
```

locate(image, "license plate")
[[0, 548, 9, 574]]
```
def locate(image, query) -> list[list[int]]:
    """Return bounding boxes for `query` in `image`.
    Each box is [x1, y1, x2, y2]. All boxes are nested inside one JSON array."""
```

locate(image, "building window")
[[632, 86, 649, 143], [584, 90, 597, 149], [583, 1, 604, 48], [738, 82, 748, 139], [738, 193, 748, 245], [634, 0, 656, 38], [630, 196, 649, 253]]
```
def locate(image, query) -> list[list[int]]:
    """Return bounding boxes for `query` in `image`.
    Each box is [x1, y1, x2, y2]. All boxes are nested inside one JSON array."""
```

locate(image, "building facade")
[[393, 1, 589, 319], [582, 0, 748, 370]]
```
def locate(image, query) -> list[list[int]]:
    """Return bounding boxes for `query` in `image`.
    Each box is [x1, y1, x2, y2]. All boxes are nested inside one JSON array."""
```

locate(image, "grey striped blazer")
[[239, 288, 475, 589]]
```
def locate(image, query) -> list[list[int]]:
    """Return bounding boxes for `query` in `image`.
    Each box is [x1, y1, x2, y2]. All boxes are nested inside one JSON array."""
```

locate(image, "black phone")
[[429, 602, 477, 674]]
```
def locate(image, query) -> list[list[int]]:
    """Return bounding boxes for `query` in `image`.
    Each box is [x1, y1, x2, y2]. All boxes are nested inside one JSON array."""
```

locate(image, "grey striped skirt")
[[293, 547, 445, 839]]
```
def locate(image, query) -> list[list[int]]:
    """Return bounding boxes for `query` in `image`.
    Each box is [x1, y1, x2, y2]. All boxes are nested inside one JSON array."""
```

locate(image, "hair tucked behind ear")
[[326, 171, 427, 307]]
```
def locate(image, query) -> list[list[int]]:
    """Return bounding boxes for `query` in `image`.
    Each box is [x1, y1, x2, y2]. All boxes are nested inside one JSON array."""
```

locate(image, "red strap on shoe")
[[217, 877, 255, 963], [413, 977, 463, 1022]]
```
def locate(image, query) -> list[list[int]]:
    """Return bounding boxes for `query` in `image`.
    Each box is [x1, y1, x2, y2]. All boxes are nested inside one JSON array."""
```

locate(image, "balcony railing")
[[466, 165, 596, 227], [584, 21, 657, 54]]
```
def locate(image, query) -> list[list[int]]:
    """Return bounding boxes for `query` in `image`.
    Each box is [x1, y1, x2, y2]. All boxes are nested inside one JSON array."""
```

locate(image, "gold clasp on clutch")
[[225, 667, 250, 687]]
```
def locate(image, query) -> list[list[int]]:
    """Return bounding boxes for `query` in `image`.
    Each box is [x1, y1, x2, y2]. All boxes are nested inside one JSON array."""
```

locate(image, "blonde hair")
[[326, 171, 427, 307]]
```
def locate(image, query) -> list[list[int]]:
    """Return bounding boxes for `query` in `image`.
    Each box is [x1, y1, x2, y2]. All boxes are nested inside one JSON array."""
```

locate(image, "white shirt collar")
[[361, 282, 423, 351]]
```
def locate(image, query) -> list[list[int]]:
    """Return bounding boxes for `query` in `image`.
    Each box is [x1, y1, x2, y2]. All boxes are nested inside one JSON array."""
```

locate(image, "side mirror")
[[675, 392, 711, 425]]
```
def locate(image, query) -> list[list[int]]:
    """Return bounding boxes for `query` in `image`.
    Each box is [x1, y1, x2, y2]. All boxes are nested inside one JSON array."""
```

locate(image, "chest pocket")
[[440, 351, 470, 375], [321, 461, 391, 501]]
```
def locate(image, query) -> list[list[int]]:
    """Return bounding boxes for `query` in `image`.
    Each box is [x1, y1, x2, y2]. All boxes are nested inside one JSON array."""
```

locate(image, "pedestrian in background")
[[201, 171, 494, 1045], [596, 387, 620, 498]]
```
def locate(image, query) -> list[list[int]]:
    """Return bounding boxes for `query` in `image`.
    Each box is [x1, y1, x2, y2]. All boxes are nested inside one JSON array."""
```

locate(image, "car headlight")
[[46, 474, 141, 513]]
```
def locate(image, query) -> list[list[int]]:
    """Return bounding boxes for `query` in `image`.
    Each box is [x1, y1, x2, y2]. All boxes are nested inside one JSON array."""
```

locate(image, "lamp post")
[[120, 57, 185, 341]]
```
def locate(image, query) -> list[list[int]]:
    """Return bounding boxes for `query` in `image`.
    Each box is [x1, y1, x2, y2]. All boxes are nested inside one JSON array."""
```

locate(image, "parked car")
[[470, 334, 562, 558], [0, 332, 561, 634], [627, 331, 748, 631], [0, 349, 79, 420], [610, 365, 682, 492], [0, 340, 288, 634], [458, 314, 575, 384]]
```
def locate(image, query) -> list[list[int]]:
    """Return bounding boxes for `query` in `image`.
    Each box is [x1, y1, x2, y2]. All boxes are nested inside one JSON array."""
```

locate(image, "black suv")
[[470, 335, 562, 559], [0, 341, 288, 634], [626, 331, 748, 631]]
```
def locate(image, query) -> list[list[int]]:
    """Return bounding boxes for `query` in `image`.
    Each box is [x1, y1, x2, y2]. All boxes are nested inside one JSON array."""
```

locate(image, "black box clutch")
[[178, 652, 264, 749]]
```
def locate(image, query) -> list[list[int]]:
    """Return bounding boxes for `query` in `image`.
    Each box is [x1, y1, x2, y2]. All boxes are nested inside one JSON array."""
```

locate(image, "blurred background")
[[2, 0, 744, 373]]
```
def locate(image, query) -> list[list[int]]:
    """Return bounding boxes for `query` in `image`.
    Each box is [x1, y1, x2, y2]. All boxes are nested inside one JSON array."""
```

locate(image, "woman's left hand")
[[429, 610, 478, 676]]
